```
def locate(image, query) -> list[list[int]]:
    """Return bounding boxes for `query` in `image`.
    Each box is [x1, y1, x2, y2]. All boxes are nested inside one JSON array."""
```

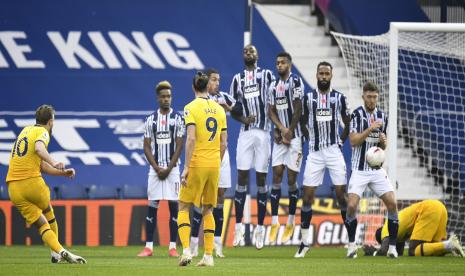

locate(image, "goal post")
[[332, 22, 465, 244]]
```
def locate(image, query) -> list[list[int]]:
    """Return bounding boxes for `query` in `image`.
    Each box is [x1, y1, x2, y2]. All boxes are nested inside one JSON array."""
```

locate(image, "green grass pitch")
[[0, 246, 464, 275]]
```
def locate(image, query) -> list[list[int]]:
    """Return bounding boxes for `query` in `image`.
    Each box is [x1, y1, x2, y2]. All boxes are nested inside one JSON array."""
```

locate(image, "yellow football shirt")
[[381, 199, 444, 242], [6, 125, 50, 183], [184, 97, 227, 167]]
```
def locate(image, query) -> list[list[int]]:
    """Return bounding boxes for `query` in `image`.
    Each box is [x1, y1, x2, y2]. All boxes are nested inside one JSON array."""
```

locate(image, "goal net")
[[332, 23, 465, 245]]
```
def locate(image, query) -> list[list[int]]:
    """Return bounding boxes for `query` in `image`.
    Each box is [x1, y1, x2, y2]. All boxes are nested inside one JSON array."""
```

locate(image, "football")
[[366, 146, 385, 168]]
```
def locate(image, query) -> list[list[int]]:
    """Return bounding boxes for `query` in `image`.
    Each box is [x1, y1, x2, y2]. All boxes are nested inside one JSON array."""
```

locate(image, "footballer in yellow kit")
[[374, 199, 464, 257], [6, 104, 86, 264], [177, 72, 227, 267]]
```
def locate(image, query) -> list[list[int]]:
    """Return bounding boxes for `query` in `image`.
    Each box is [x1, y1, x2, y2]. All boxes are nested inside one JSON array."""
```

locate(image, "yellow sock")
[[177, 210, 191, 250], [415, 242, 448, 256], [203, 213, 215, 255], [44, 208, 58, 239], [39, 223, 63, 253]]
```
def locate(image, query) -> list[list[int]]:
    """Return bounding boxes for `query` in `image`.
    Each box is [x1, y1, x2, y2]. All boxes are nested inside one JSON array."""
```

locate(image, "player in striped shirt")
[[229, 45, 275, 249], [268, 52, 304, 245], [190, 68, 234, 258], [295, 61, 351, 258], [345, 81, 398, 258], [138, 81, 185, 258]]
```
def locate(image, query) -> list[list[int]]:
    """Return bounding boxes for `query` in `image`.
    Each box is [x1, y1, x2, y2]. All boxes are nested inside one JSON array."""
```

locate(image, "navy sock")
[[190, 207, 203, 238], [270, 188, 281, 216], [234, 189, 247, 223], [168, 201, 178, 243], [387, 212, 399, 245], [145, 206, 158, 243], [301, 205, 312, 229], [257, 187, 268, 226], [345, 216, 358, 243], [288, 189, 298, 216], [213, 205, 224, 237]]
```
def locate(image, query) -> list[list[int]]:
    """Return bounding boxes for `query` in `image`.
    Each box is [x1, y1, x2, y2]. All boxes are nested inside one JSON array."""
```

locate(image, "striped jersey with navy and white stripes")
[[144, 108, 185, 171], [209, 91, 236, 107], [350, 106, 388, 171], [269, 73, 304, 138], [229, 67, 275, 132], [303, 88, 350, 152]]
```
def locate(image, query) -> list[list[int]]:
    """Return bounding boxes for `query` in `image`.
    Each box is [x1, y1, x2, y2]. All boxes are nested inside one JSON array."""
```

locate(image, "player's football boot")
[[254, 225, 265, 250], [60, 249, 87, 264], [169, 248, 180, 257], [233, 223, 245, 247], [281, 223, 295, 244], [294, 242, 310, 258], [269, 223, 280, 244], [51, 251, 64, 263], [178, 251, 192, 266], [346, 243, 358, 259], [387, 246, 398, 258], [196, 254, 214, 267], [214, 239, 225, 258], [190, 239, 199, 257], [137, 247, 153, 257], [449, 234, 465, 257]]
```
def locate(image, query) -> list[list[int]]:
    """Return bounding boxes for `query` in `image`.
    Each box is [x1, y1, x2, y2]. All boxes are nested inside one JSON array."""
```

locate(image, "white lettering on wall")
[[47, 31, 104, 69], [109, 31, 164, 69], [14, 119, 100, 151], [0, 31, 45, 68], [154, 32, 204, 70]]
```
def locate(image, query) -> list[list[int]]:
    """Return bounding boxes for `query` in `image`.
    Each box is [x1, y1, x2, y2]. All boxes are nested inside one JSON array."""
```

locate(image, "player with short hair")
[[6, 104, 86, 264], [370, 199, 464, 257], [137, 81, 184, 258], [345, 81, 399, 259], [268, 52, 304, 244], [190, 68, 234, 258], [177, 72, 227, 267], [295, 62, 351, 257], [230, 44, 275, 249]]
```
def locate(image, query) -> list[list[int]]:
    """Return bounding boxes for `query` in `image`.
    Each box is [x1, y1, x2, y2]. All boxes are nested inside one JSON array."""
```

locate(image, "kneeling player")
[[372, 199, 464, 257]]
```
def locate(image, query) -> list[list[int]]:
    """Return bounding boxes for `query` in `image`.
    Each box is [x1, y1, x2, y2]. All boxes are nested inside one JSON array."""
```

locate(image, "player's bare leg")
[[282, 169, 298, 244], [380, 191, 399, 258], [270, 165, 284, 244]]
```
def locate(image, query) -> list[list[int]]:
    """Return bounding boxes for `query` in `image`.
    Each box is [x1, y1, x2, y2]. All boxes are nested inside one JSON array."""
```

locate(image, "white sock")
[[235, 222, 243, 230], [145, 241, 153, 250], [443, 240, 452, 250], [191, 237, 199, 244], [272, 216, 278, 225], [183, 248, 190, 255], [349, 242, 356, 249], [214, 236, 222, 245], [301, 228, 309, 245], [169, 242, 176, 250], [388, 245, 396, 252], [287, 215, 295, 225]]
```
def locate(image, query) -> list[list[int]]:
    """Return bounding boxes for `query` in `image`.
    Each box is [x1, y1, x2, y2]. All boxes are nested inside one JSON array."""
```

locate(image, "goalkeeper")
[[366, 199, 464, 257]]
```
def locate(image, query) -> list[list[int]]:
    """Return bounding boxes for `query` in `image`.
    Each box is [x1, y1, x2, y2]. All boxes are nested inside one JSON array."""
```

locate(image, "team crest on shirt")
[[330, 97, 337, 104], [169, 119, 175, 126], [184, 109, 190, 117]]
